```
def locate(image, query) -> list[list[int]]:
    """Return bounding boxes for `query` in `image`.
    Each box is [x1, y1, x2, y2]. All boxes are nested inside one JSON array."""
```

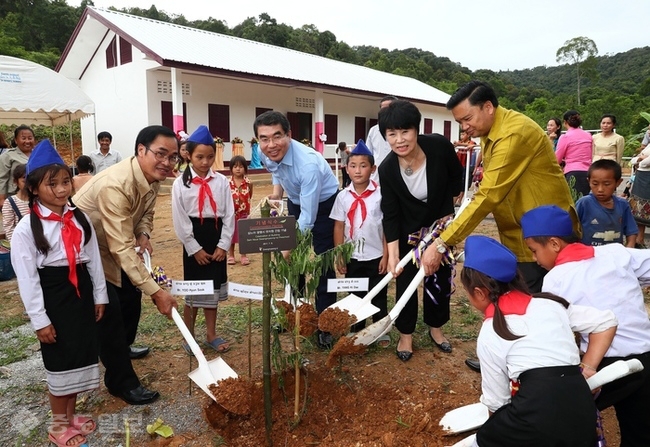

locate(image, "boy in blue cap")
[[329, 139, 389, 346], [461, 235, 616, 447], [521, 204, 650, 446]]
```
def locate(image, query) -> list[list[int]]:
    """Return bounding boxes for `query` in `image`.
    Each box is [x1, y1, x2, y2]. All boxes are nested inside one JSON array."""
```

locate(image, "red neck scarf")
[[555, 242, 595, 266], [347, 181, 377, 238], [32, 205, 82, 297], [191, 175, 217, 224], [484, 290, 532, 319]]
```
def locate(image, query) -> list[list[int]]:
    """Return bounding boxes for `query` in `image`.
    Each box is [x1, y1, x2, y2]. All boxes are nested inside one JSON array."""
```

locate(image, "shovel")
[[441, 358, 644, 445], [328, 231, 437, 325], [350, 266, 426, 346], [171, 308, 238, 402]]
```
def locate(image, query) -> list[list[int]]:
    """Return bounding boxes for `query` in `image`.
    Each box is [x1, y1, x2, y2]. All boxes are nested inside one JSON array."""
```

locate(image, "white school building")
[[56, 7, 458, 161]]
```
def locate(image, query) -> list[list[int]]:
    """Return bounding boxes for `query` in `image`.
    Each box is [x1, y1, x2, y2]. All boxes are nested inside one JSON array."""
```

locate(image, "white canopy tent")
[[0, 55, 95, 161]]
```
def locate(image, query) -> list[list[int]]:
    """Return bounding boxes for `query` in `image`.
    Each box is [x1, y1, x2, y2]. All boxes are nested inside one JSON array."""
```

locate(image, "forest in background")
[[2, 0, 650, 153]]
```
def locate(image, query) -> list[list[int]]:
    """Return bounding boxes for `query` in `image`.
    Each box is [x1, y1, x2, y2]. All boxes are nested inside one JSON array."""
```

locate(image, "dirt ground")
[[0, 181, 624, 446]]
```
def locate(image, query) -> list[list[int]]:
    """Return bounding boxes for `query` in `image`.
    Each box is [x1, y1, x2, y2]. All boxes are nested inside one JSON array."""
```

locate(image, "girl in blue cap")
[[171, 125, 235, 353], [460, 235, 617, 447], [11, 140, 108, 447]]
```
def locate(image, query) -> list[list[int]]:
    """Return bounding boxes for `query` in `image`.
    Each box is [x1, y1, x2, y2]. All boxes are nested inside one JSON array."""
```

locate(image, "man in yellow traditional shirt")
[[420, 81, 579, 371]]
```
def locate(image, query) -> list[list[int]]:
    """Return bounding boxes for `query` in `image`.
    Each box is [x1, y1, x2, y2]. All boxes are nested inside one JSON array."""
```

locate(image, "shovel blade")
[[188, 357, 238, 402], [350, 316, 394, 346], [330, 295, 381, 324], [439, 402, 488, 434]]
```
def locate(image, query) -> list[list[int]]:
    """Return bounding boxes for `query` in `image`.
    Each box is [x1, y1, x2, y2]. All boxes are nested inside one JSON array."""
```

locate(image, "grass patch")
[[0, 314, 27, 333], [0, 331, 37, 367]]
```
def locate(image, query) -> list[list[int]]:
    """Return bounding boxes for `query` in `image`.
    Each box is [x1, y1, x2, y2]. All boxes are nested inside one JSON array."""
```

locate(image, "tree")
[[556, 36, 598, 106]]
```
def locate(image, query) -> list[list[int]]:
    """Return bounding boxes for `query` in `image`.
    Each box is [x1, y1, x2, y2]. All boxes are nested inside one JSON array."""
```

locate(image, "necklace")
[[402, 150, 422, 176]]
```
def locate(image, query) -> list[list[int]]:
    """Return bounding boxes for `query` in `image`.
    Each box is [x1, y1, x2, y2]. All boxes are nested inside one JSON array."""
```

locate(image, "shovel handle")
[[359, 231, 436, 306], [387, 267, 426, 320], [171, 308, 211, 369]]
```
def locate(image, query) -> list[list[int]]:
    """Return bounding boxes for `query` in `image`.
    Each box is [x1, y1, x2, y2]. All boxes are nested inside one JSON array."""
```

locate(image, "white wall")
[[80, 33, 158, 159]]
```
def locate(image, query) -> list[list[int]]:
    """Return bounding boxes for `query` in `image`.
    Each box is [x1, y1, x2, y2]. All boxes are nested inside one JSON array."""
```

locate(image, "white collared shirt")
[[89, 148, 123, 173], [11, 202, 109, 331], [171, 167, 235, 256], [329, 181, 384, 261]]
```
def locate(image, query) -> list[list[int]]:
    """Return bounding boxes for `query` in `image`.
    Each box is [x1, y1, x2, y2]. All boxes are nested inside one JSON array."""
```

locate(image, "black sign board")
[[238, 216, 297, 253]]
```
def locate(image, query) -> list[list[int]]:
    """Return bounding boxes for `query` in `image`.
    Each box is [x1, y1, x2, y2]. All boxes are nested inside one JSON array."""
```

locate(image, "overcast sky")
[[69, 0, 649, 72]]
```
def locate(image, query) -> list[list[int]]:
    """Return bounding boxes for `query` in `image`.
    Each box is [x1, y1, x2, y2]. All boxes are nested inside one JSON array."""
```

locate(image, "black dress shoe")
[[465, 358, 481, 372], [110, 385, 160, 405], [129, 346, 150, 359], [428, 331, 452, 353], [316, 330, 333, 350], [396, 349, 413, 362]]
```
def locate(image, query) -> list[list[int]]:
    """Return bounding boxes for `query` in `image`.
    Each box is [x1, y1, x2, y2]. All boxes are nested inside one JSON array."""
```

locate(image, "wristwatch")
[[435, 237, 447, 253], [137, 231, 151, 240]]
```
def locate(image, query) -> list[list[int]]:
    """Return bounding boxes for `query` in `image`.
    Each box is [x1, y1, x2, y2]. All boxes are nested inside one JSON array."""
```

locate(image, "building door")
[[355, 116, 367, 142], [161, 101, 186, 131], [287, 112, 312, 143], [208, 104, 230, 141]]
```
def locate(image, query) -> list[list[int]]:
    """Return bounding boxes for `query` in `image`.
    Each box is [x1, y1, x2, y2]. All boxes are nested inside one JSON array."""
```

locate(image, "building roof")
[[57, 7, 450, 107]]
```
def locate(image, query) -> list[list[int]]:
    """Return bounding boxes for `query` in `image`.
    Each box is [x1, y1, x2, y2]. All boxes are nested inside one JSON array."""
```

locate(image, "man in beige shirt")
[[74, 125, 178, 405]]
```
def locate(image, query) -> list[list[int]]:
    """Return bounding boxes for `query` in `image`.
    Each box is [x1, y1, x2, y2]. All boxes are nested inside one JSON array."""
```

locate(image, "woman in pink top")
[[555, 110, 592, 199]]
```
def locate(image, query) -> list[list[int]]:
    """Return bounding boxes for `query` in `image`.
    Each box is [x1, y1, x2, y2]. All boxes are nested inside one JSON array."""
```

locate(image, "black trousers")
[[394, 259, 451, 334], [595, 351, 650, 447], [287, 193, 338, 314], [348, 257, 388, 332], [517, 261, 547, 294], [97, 271, 142, 393]]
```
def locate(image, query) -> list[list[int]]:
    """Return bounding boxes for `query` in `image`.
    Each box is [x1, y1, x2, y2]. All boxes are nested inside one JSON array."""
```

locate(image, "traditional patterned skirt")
[[630, 170, 650, 226], [39, 265, 100, 396], [183, 217, 228, 307]]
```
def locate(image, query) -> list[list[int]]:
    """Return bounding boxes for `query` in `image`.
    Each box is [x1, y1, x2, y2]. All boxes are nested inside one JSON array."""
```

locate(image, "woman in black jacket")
[[378, 100, 463, 361]]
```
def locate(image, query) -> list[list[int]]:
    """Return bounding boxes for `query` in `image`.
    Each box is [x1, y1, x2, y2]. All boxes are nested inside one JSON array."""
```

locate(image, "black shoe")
[[396, 348, 413, 362], [109, 385, 160, 405], [428, 331, 452, 353], [316, 330, 333, 350], [465, 358, 481, 372], [129, 346, 150, 359]]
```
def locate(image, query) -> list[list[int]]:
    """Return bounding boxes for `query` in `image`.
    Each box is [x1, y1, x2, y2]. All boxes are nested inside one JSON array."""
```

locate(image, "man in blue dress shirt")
[[255, 111, 339, 348]]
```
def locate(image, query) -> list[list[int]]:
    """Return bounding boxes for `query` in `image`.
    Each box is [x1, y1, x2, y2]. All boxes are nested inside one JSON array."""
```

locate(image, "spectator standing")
[[330, 140, 389, 346], [227, 155, 253, 266], [89, 131, 123, 174], [576, 160, 637, 247], [73, 125, 179, 405], [629, 145, 650, 246], [0, 125, 35, 205], [72, 155, 95, 193], [367, 95, 398, 183], [172, 125, 234, 354], [592, 114, 625, 164], [1, 164, 29, 241], [555, 110, 593, 199], [546, 117, 562, 152], [336, 142, 350, 188]]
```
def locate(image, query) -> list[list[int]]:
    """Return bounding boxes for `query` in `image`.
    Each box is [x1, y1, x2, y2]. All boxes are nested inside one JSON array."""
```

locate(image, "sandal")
[[48, 426, 86, 447], [205, 337, 230, 353], [70, 415, 96, 436], [182, 342, 195, 356], [240, 255, 250, 266], [227, 256, 236, 265]]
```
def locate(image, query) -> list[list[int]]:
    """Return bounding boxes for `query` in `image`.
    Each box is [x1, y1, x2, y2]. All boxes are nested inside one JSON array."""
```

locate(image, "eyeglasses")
[[145, 147, 179, 164], [258, 133, 287, 146]]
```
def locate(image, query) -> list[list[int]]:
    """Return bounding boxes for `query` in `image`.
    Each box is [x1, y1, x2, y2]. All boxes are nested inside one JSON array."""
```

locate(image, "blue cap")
[[188, 125, 214, 145], [350, 139, 372, 157], [26, 140, 65, 175], [521, 205, 573, 239], [464, 235, 517, 283]]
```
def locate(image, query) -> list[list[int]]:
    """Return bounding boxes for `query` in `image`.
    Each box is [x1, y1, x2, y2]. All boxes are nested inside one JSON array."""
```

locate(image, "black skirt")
[[477, 365, 597, 447], [183, 217, 227, 307], [39, 265, 100, 396]]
